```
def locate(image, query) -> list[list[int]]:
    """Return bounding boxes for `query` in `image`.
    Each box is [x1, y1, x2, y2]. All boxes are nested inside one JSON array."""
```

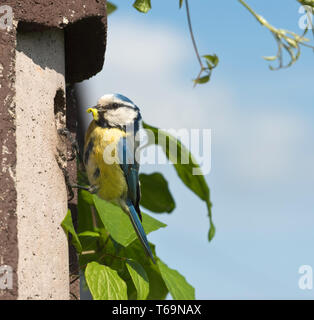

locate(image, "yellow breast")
[[84, 121, 128, 201]]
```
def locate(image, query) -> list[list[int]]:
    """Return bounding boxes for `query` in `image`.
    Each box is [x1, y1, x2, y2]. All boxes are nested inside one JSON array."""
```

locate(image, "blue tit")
[[84, 93, 155, 263]]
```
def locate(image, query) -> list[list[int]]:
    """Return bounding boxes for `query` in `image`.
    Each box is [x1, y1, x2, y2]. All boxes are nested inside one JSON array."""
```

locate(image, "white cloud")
[[227, 111, 309, 182], [105, 18, 189, 75]]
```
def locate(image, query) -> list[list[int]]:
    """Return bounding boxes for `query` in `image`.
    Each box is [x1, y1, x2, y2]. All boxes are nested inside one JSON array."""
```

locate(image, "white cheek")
[[106, 108, 137, 126]]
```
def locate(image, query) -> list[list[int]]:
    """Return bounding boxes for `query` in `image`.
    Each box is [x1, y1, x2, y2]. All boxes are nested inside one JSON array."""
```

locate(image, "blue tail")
[[126, 199, 155, 264]]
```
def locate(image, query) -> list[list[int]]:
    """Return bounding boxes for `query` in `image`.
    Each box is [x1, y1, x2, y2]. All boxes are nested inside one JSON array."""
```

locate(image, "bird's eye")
[[113, 103, 118, 108]]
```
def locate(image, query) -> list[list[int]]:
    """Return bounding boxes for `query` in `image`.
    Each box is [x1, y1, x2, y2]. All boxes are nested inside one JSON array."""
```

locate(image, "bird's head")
[[87, 93, 141, 130]]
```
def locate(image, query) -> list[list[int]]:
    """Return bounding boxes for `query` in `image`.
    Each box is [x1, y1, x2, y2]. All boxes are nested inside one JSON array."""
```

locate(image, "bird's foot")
[[71, 184, 98, 195]]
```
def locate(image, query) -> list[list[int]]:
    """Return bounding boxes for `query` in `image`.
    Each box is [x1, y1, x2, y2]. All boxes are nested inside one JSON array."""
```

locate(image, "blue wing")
[[118, 135, 155, 263], [118, 136, 141, 217]]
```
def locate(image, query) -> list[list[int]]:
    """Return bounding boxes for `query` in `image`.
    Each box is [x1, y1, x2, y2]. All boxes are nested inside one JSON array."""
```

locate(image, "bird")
[[83, 93, 155, 263]]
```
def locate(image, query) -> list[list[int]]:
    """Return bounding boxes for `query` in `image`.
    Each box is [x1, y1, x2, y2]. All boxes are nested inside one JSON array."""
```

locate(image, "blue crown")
[[114, 93, 134, 105]]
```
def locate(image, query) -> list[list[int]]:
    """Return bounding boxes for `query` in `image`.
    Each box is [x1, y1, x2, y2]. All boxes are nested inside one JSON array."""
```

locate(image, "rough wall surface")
[[7, 0, 106, 29], [15, 30, 69, 299], [0, 20, 18, 300], [0, 1, 107, 299], [65, 85, 80, 300]]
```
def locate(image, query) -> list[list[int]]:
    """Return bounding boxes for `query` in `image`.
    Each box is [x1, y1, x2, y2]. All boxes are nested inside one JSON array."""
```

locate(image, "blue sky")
[[78, 0, 314, 299]]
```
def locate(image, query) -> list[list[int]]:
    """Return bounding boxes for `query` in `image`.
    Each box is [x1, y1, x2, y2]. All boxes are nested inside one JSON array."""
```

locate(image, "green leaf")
[[262, 55, 277, 61], [142, 213, 167, 236], [146, 265, 169, 299], [93, 195, 166, 247], [194, 75, 210, 84], [77, 189, 94, 233], [298, 0, 314, 7], [78, 231, 100, 238], [107, 1, 117, 15], [203, 54, 219, 68], [208, 217, 216, 241], [85, 262, 128, 300], [133, 0, 151, 13], [179, 0, 183, 8], [126, 260, 149, 300], [142, 122, 215, 241], [78, 236, 121, 272], [78, 230, 100, 251], [61, 209, 82, 253], [157, 260, 195, 300], [80, 189, 94, 205], [140, 173, 175, 213], [124, 241, 168, 299]]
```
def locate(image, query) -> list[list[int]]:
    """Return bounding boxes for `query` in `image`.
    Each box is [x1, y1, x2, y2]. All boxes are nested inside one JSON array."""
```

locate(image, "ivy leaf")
[[140, 173, 175, 213], [61, 209, 82, 253], [142, 122, 215, 241], [194, 75, 210, 84], [85, 262, 128, 300], [107, 1, 117, 15], [126, 259, 149, 300], [179, 0, 183, 9], [157, 260, 195, 300], [203, 54, 219, 68], [133, 0, 151, 13], [93, 195, 166, 246]]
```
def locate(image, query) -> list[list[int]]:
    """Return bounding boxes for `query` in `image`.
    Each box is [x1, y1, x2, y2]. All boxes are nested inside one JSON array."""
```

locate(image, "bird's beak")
[[87, 107, 99, 121]]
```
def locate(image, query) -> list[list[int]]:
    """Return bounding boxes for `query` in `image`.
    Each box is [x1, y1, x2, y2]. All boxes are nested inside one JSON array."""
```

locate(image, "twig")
[[90, 206, 98, 229], [238, 0, 314, 69], [70, 292, 79, 300], [183, 0, 217, 85], [70, 276, 80, 285], [185, 0, 204, 69]]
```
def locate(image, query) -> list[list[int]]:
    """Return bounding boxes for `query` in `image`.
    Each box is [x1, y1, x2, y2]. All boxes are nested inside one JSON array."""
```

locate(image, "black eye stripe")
[[99, 103, 139, 111], [102, 103, 123, 110], [95, 102, 141, 130]]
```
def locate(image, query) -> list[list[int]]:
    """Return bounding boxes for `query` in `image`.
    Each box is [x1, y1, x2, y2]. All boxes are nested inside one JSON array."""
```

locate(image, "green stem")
[[238, 0, 276, 33], [238, 0, 260, 22]]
